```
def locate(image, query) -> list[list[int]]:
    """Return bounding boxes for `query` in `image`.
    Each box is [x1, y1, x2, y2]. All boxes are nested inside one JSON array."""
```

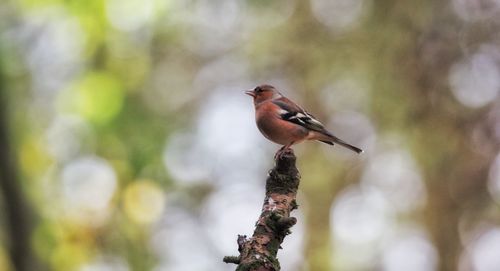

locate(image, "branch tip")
[[223, 256, 241, 264], [274, 149, 297, 174]]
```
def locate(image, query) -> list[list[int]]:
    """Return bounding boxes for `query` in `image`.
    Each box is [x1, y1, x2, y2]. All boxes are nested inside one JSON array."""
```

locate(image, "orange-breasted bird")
[[245, 84, 363, 155]]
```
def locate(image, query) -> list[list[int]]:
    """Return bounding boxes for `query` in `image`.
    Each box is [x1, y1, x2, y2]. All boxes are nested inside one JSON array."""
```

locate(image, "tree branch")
[[224, 149, 300, 271]]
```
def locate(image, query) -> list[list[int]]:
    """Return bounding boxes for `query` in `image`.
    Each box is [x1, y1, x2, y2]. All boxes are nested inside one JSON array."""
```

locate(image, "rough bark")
[[223, 149, 300, 271]]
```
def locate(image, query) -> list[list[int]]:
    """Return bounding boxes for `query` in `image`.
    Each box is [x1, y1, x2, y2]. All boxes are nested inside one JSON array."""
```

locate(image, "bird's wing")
[[273, 97, 363, 153], [272, 97, 327, 133]]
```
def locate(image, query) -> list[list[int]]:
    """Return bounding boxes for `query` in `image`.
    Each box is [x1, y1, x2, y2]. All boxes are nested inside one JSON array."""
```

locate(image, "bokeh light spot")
[[61, 156, 117, 224], [311, 0, 369, 33], [45, 115, 93, 162], [150, 207, 219, 271], [452, 0, 500, 21], [172, 0, 244, 56], [106, 0, 154, 32], [201, 184, 263, 254], [361, 149, 426, 212], [123, 180, 166, 225], [61, 72, 124, 124], [19, 7, 85, 99], [80, 256, 129, 271], [471, 228, 500, 271], [163, 132, 212, 184], [381, 231, 438, 271], [449, 48, 500, 108], [331, 186, 390, 244], [320, 77, 370, 112], [330, 186, 391, 270]]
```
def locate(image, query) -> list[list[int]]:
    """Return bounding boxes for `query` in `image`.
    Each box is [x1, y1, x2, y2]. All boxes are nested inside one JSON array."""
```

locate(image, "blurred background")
[[1, 0, 500, 271]]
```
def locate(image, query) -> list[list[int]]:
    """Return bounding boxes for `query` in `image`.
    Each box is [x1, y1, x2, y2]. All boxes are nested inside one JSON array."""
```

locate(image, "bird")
[[245, 84, 363, 157]]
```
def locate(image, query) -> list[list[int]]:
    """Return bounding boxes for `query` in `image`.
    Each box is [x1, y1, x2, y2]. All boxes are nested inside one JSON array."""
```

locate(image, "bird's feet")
[[274, 146, 293, 160]]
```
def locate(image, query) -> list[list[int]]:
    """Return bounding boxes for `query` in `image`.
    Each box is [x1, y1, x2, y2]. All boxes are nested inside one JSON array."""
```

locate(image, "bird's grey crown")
[[255, 84, 275, 92]]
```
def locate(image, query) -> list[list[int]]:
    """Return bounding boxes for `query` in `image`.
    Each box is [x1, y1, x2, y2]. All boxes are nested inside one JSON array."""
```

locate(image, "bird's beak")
[[245, 90, 255, 97]]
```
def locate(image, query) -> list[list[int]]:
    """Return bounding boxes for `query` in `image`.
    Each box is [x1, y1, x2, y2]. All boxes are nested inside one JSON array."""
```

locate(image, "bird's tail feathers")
[[332, 138, 363, 153], [316, 132, 363, 154], [319, 140, 334, 145]]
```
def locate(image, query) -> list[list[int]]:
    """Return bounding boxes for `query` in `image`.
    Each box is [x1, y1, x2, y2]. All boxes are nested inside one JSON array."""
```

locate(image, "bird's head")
[[245, 84, 281, 104]]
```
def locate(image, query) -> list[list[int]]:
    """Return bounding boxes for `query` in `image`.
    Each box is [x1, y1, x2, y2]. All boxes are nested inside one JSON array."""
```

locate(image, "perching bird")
[[245, 84, 363, 156]]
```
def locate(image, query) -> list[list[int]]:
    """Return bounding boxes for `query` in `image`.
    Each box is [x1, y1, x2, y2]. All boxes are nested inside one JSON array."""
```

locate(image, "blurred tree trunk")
[[0, 60, 39, 271]]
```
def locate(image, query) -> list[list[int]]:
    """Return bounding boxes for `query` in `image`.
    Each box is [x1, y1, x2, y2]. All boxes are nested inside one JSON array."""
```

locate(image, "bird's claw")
[[274, 146, 293, 160]]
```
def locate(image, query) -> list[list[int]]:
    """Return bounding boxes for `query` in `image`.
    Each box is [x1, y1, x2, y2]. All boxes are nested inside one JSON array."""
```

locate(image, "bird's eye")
[[254, 87, 262, 93]]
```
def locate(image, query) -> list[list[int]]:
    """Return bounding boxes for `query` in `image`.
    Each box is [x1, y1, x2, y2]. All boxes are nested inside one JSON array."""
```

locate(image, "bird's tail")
[[315, 131, 363, 154]]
